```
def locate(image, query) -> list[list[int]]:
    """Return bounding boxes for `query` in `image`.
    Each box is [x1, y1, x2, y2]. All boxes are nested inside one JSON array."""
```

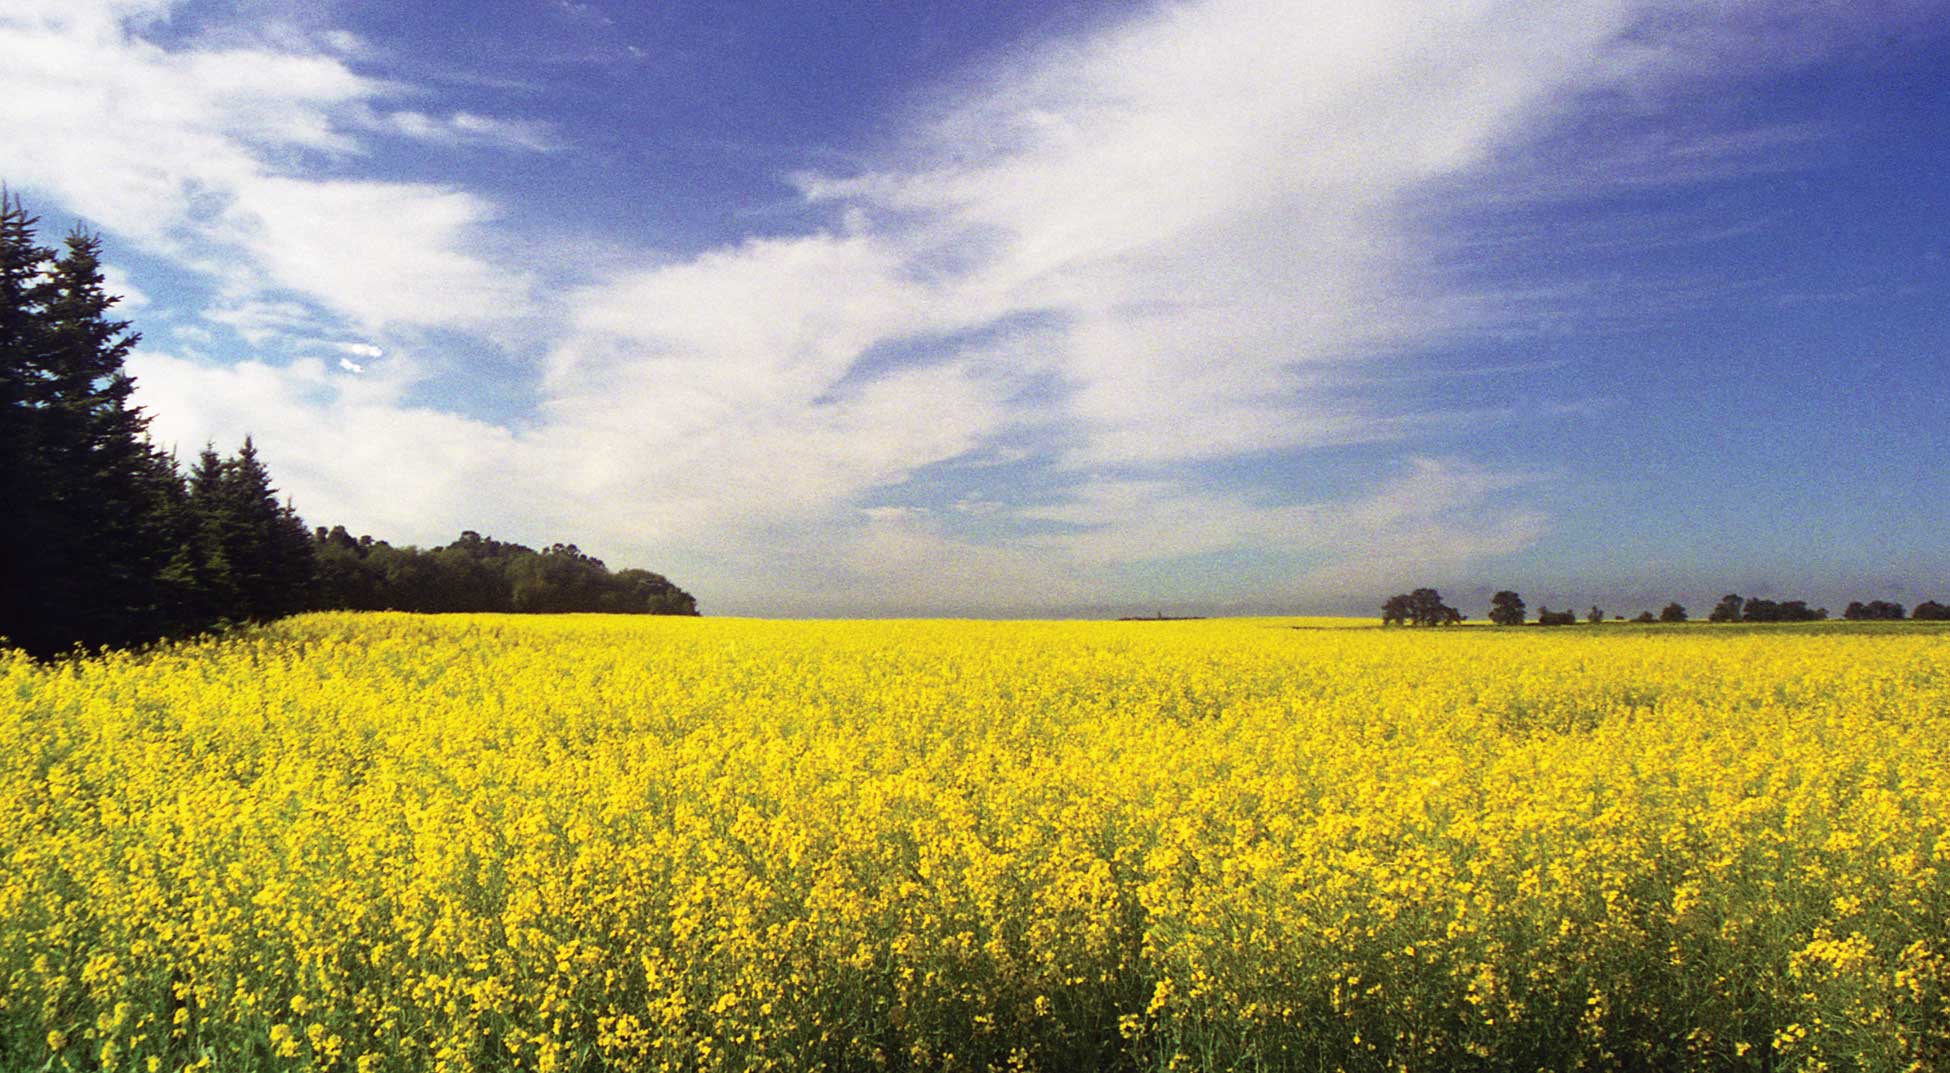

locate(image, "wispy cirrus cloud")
[[0, 2, 544, 337], [14, 0, 1914, 613], [531, 0, 1673, 606]]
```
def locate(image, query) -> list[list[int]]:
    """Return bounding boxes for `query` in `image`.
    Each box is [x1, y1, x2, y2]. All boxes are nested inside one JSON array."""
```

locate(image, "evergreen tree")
[[38, 228, 165, 647], [0, 208, 174, 653], [186, 444, 241, 625], [141, 446, 208, 636], [0, 190, 57, 651], [0, 190, 325, 656], [213, 437, 315, 620]]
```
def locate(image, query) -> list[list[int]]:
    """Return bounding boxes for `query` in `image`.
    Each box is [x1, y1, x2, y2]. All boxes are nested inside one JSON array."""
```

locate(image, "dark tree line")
[[1386, 586, 1950, 628], [311, 528, 697, 615], [2, 191, 696, 658], [1381, 589, 1464, 626], [1843, 600, 1906, 621], [1707, 594, 1827, 623], [1, 192, 314, 656]]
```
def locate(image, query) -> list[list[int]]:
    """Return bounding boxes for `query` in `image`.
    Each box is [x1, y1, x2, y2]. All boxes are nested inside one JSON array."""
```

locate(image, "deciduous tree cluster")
[[1424, 590, 1946, 629], [311, 528, 697, 615], [1381, 589, 1464, 626]]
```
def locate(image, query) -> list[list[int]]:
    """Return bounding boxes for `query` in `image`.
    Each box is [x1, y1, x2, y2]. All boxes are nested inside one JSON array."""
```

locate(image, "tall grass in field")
[[2, 614, 1946, 1072]]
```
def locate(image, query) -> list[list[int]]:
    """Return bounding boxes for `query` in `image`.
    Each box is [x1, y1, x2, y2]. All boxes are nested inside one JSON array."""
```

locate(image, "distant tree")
[[1730, 596, 1827, 623], [1488, 590, 1526, 627], [1709, 594, 1744, 623], [1381, 594, 1411, 626], [1659, 602, 1688, 623], [1777, 600, 1825, 622], [305, 528, 698, 616], [1536, 607, 1576, 627], [1587, 606, 1604, 625], [1409, 588, 1462, 626], [1633, 611, 1656, 623], [1913, 601, 1949, 621], [612, 568, 698, 615], [1381, 589, 1461, 627], [1843, 600, 1906, 621]]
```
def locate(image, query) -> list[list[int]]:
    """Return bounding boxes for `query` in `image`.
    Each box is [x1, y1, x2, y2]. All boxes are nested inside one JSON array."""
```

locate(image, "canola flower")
[[1, 613, 1947, 1072]]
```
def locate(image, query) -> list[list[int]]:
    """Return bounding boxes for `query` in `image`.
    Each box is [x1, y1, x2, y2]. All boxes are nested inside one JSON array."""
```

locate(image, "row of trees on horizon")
[[2, 191, 696, 660], [312, 528, 697, 617], [1384, 588, 1949, 627]]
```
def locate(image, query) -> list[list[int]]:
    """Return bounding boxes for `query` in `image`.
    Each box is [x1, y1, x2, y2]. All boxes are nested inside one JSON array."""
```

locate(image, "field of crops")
[[3, 614, 1947, 1073]]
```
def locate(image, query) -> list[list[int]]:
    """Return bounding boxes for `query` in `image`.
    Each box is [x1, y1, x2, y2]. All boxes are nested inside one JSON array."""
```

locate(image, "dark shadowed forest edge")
[[1, 191, 696, 660]]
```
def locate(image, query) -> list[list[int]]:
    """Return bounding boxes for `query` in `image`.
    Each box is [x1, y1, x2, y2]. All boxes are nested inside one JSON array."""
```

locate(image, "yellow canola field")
[[2, 613, 1947, 1073]]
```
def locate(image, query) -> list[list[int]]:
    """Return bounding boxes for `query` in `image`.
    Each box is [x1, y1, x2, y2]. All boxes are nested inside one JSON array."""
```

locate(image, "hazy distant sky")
[[3, 0, 1945, 616]]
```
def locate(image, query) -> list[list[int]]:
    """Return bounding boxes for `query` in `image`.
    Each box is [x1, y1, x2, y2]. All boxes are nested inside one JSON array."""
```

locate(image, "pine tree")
[[1, 208, 168, 652], [220, 438, 314, 619], [0, 190, 58, 651], [186, 444, 242, 625], [37, 228, 164, 647], [141, 446, 207, 636], [1, 190, 320, 655], [182, 438, 317, 623]]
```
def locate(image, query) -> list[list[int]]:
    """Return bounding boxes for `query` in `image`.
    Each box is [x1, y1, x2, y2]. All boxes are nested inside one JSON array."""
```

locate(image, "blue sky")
[[2, 0, 1945, 616]]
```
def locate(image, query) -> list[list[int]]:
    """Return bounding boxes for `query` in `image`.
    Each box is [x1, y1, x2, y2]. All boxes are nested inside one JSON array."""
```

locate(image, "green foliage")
[[1742, 597, 1827, 623], [1382, 588, 1462, 627], [310, 529, 698, 615], [1488, 590, 1526, 626], [1843, 600, 1906, 622]]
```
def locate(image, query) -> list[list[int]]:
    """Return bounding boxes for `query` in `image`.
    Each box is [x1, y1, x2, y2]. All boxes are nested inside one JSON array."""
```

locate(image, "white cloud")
[[128, 350, 538, 542], [742, 457, 1547, 616], [78, 0, 1879, 612], [0, 2, 534, 334], [365, 109, 556, 152], [797, 0, 1666, 471], [510, 0, 1689, 605], [99, 263, 149, 311]]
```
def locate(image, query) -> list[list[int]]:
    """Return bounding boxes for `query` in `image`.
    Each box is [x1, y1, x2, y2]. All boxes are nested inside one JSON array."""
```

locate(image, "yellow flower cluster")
[[2, 614, 1947, 1071]]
